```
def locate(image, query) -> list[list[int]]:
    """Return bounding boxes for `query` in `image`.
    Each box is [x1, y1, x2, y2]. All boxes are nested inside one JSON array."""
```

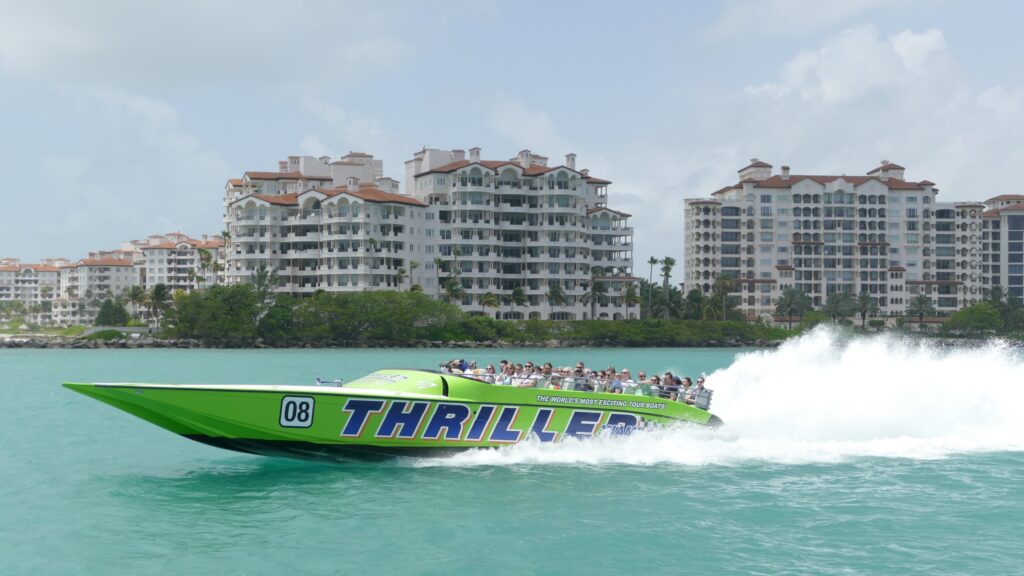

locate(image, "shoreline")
[[0, 335, 783, 350]]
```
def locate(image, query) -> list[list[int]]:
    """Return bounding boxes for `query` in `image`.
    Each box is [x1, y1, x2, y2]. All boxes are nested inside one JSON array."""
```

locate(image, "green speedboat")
[[64, 369, 721, 462]]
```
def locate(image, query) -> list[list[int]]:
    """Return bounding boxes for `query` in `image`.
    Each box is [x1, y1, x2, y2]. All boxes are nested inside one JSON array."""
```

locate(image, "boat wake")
[[414, 328, 1024, 467]]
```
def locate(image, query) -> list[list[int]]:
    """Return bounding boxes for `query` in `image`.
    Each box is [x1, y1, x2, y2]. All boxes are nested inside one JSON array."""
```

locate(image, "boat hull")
[[64, 369, 720, 462]]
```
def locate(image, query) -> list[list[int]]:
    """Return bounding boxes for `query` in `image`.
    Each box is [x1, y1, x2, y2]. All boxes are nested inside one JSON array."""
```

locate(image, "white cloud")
[[745, 27, 949, 104], [34, 90, 231, 256], [707, 0, 896, 39], [486, 93, 571, 157]]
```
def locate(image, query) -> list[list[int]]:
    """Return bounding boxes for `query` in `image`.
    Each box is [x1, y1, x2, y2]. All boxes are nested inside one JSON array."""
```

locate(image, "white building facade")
[[685, 160, 989, 319], [0, 262, 61, 324], [407, 147, 638, 320], [224, 153, 433, 293]]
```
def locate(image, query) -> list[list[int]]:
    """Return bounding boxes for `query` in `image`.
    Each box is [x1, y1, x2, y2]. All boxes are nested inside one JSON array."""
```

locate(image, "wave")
[[415, 328, 1024, 467]]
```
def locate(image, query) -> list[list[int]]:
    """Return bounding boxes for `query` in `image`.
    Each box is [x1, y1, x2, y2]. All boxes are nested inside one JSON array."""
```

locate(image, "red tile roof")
[[252, 193, 300, 206], [985, 194, 1024, 203], [587, 207, 632, 218], [227, 178, 243, 186], [331, 186, 428, 207], [416, 159, 593, 180], [585, 176, 612, 184], [75, 258, 134, 268], [0, 264, 60, 273], [739, 160, 772, 170], [244, 171, 330, 181], [867, 162, 905, 174], [748, 174, 931, 191], [981, 209, 1001, 218], [1000, 203, 1024, 212]]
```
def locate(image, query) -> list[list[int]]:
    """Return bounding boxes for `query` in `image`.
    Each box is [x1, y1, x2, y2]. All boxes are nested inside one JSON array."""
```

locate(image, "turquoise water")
[[2, 333, 1023, 575]]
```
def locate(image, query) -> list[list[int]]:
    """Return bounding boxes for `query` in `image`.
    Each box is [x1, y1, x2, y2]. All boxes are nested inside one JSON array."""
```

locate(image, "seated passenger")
[[679, 377, 695, 404], [484, 364, 497, 384], [609, 369, 624, 393], [659, 376, 680, 400]]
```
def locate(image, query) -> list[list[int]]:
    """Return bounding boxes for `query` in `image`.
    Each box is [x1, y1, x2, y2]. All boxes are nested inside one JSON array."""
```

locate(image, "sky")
[[2, 0, 1023, 281]]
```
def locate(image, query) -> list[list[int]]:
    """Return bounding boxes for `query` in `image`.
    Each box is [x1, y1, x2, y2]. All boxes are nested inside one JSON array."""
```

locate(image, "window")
[[760, 195, 772, 204]]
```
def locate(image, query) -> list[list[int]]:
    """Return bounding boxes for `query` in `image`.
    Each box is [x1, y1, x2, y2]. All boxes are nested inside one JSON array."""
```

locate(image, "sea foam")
[[416, 328, 1024, 467]]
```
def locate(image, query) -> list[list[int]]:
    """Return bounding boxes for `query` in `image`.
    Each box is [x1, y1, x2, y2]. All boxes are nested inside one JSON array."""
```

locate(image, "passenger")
[[679, 377, 695, 404], [620, 369, 638, 394], [484, 364, 497, 384], [637, 371, 648, 385], [609, 370, 623, 394], [542, 362, 554, 376], [648, 375, 661, 397], [660, 376, 680, 400], [688, 375, 712, 405]]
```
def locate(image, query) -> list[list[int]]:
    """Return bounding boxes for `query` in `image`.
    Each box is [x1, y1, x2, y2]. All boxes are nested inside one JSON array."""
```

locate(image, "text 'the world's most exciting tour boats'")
[[64, 368, 721, 462]]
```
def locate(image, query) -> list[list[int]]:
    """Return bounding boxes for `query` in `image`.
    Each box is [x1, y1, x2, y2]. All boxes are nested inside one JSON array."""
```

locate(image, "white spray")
[[416, 328, 1024, 467]]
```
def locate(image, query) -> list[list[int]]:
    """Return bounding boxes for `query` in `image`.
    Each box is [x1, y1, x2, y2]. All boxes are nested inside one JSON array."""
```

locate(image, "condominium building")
[[684, 159, 990, 319], [407, 148, 638, 320], [224, 153, 433, 293], [982, 195, 1024, 298], [0, 262, 61, 324], [58, 258, 137, 300], [136, 233, 225, 291]]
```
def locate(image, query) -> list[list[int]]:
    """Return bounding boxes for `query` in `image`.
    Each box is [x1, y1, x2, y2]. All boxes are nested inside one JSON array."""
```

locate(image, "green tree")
[[433, 257, 445, 297], [822, 292, 856, 324], [126, 285, 147, 319], [646, 256, 659, 316], [906, 294, 936, 329], [442, 278, 466, 304], [546, 281, 567, 316], [395, 267, 407, 290], [147, 284, 172, 329], [94, 299, 129, 326], [659, 257, 676, 301], [944, 302, 1001, 336], [624, 283, 640, 309], [856, 291, 880, 330], [480, 291, 500, 315], [582, 278, 609, 320], [252, 263, 280, 321], [712, 274, 736, 320], [774, 287, 812, 329]]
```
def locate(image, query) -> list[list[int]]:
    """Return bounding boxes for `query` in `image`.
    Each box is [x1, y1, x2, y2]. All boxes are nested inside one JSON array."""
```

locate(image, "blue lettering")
[[422, 403, 471, 440], [376, 401, 429, 439], [488, 407, 522, 443], [530, 408, 558, 442], [465, 405, 496, 441], [565, 411, 602, 438], [340, 399, 386, 437], [603, 413, 640, 436]]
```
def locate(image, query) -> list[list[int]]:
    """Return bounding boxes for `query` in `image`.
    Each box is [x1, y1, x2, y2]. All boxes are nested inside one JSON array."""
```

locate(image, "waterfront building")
[[981, 195, 1024, 299], [406, 148, 638, 320], [135, 233, 225, 291], [224, 153, 433, 293], [684, 160, 989, 319], [52, 257, 136, 325], [0, 261, 61, 324]]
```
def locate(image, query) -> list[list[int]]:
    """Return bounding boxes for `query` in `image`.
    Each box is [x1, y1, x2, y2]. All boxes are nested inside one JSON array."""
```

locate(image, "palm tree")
[[408, 261, 420, 291], [906, 294, 936, 329], [252, 263, 279, 321], [646, 256, 659, 317], [433, 257, 445, 297], [712, 274, 735, 320], [582, 279, 609, 320], [395, 267, 407, 290], [546, 281, 567, 316], [856, 291, 880, 329], [510, 286, 527, 318], [146, 284, 172, 329], [442, 278, 466, 304], [481, 291, 500, 316], [659, 257, 676, 298], [822, 292, 855, 324], [624, 284, 640, 310], [774, 287, 812, 329], [127, 285, 147, 319]]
